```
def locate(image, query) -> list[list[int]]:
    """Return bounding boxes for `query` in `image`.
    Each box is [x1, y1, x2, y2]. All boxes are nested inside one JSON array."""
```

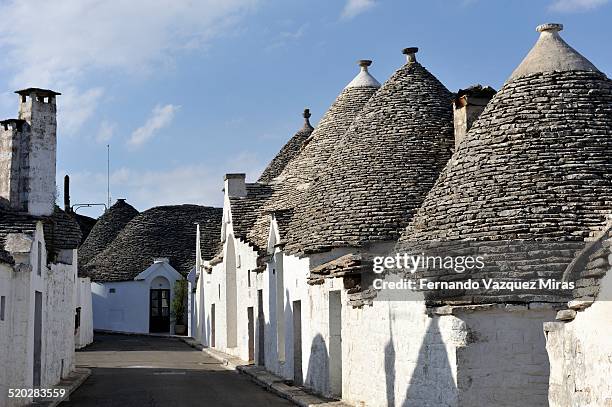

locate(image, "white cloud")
[[59, 87, 105, 136], [127, 104, 180, 147], [0, 0, 259, 134], [96, 120, 116, 143], [549, 0, 608, 12], [341, 0, 377, 20]]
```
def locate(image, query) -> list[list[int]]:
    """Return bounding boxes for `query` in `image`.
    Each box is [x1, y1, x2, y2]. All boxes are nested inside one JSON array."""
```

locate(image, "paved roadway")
[[62, 333, 293, 406]]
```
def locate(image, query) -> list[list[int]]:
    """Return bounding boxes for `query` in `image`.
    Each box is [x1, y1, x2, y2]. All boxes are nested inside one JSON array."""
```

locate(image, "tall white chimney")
[[0, 88, 60, 216]]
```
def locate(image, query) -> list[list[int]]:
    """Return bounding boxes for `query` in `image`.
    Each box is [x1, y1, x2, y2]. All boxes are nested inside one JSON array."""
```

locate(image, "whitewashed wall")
[[0, 224, 81, 407], [75, 277, 93, 348], [303, 284, 554, 407], [91, 264, 182, 334], [199, 234, 260, 361], [546, 272, 612, 407], [194, 214, 559, 406], [44, 258, 77, 389]]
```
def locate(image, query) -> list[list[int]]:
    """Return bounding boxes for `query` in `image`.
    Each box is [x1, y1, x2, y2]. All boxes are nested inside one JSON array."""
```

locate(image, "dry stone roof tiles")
[[78, 199, 139, 268], [71, 212, 97, 244], [0, 206, 81, 264], [284, 55, 455, 255], [397, 25, 612, 304], [562, 225, 612, 303], [44, 207, 83, 255], [258, 110, 314, 183], [247, 64, 380, 252], [229, 183, 274, 252], [85, 204, 222, 282]]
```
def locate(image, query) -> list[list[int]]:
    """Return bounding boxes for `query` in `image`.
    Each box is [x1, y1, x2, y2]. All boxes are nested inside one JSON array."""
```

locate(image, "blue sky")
[[0, 0, 610, 217]]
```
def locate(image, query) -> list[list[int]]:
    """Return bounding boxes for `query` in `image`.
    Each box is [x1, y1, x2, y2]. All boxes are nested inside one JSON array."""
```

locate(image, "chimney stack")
[[64, 175, 71, 212], [224, 173, 247, 198], [0, 88, 60, 216], [452, 85, 496, 150]]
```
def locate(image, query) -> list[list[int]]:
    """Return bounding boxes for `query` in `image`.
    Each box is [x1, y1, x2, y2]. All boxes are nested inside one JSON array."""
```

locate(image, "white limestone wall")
[[341, 297, 461, 406], [43, 260, 76, 388], [301, 272, 555, 406], [0, 227, 81, 407], [0, 262, 18, 407], [91, 267, 182, 334], [262, 252, 311, 380], [200, 235, 260, 361], [546, 273, 612, 407], [0, 261, 34, 407], [75, 277, 93, 348]]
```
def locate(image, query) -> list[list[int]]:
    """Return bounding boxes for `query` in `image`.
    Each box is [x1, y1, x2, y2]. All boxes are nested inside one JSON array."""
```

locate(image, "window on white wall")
[[0, 296, 5, 321]]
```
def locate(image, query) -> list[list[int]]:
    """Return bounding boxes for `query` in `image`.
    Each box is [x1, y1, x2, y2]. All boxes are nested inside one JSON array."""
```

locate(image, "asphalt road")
[[62, 333, 293, 407]]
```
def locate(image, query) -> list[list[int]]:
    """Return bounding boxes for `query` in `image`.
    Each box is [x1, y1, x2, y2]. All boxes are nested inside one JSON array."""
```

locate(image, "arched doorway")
[[150, 276, 171, 333]]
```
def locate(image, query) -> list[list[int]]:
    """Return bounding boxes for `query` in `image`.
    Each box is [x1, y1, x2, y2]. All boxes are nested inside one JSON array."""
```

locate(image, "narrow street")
[[62, 334, 293, 406]]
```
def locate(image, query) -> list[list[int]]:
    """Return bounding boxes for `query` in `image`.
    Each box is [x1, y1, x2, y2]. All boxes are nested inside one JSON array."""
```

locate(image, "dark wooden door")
[[211, 304, 216, 347], [150, 289, 170, 333], [247, 307, 254, 362], [293, 300, 302, 384], [257, 289, 265, 365], [33, 291, 42, 386]]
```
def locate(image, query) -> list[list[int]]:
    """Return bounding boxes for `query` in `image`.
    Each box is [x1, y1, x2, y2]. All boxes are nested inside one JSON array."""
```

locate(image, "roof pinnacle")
[[402, 47, 418, 64]]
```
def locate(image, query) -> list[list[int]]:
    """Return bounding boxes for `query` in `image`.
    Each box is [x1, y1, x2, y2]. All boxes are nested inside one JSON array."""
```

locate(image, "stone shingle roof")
[[71, 212, 97, 244], [563, 225, 612, 302], [44, 207, 83, 256], [78, 199, 139, 268], [0, 207, 82, 264], [284, 49, 454, 254], [230, 183, 274, 251], [85, 204, 222, 282], [246, 62, 381, 252], [397, 24, 612, 304], [258, 110, 314, 183]]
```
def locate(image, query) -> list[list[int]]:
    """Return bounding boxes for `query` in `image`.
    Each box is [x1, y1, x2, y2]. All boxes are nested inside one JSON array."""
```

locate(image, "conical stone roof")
[[258, 109, 314, 183], [397, 24, 612, 304], [246, 61, 381, 252], [78, 199, 139, 268], [284, 48, 454, 255], [85, 204, 222, 282]]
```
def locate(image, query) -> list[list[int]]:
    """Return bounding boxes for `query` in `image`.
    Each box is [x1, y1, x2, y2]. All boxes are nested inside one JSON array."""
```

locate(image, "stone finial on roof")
[[509, 23, 599, 81], [345, 59, 381, 89], [402, 47, 418, 64], [303, 108, 313, 130]]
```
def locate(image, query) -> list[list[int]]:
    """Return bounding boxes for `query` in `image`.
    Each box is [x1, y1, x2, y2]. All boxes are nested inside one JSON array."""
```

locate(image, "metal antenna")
[[107, 144, 111, 210]]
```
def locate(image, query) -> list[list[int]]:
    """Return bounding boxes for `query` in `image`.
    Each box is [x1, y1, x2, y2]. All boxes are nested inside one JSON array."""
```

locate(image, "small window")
[[218, 284, 221, 299], [109, 288, 116, 294], [247, 270, 251, 287], [0, 296, 5, 321], [237, 255, 241, 268]]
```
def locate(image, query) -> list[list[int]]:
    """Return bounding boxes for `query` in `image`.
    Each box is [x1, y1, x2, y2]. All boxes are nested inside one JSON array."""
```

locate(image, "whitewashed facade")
[[92, 258, 183, 334], [0, 88, 93, 407]]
